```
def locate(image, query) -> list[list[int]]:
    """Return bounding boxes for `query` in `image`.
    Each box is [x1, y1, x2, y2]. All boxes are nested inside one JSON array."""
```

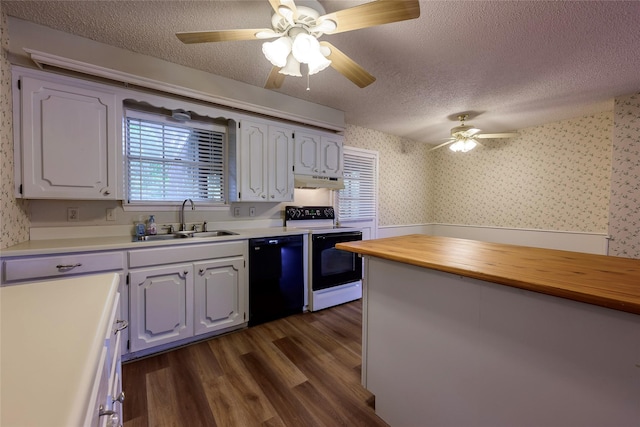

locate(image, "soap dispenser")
[[147, 215, 157, 235]]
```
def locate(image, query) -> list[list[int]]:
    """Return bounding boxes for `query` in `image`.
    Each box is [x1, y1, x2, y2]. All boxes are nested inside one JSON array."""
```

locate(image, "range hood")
[[294, 174, 344, 190]]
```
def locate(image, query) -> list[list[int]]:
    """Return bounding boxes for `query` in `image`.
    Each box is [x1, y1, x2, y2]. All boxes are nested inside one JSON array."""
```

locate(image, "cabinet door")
[[238, 121, 268, 201], [268, 126, 294, 202], [20, 76, 117, 199], [129, 264, 194, 352], [293, 131, 321, 175], [193, 257, 246, 336], [319, 135, 344, 178]]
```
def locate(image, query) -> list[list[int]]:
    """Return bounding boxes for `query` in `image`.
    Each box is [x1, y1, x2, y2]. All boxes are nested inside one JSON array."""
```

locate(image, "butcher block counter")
[[336, 234, 640, 315], [336, 234, 640, 427]]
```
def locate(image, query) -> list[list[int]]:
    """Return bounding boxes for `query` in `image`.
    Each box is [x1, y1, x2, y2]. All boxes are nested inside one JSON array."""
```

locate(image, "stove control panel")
[[285, 206, 335, 221]]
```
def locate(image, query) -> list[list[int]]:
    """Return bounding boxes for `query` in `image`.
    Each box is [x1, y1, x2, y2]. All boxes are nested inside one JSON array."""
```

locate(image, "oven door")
[[311, 231, 363, 291]]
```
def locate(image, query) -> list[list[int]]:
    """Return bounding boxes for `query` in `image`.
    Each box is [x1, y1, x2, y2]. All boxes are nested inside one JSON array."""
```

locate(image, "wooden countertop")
[[336, 234, 640, 315]]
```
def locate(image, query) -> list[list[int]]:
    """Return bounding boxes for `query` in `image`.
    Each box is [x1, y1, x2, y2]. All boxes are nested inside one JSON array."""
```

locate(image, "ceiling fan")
[[430, 115, 519, 152], [175, 0, 420, 89]]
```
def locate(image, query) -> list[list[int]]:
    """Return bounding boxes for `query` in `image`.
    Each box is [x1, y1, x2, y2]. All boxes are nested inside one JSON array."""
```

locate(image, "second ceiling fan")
[[176, 0, 420, 89], [430, 115, 519, 152]]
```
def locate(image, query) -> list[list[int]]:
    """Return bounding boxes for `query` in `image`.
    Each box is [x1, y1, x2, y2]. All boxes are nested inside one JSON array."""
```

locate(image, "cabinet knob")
[[199, 268, 205, 275], [184, 270, 189, 275], [113, 391, 125, 404], [103, 190, 111, 196], [261, 195, 266, 199], [270, 195, 275, 199]]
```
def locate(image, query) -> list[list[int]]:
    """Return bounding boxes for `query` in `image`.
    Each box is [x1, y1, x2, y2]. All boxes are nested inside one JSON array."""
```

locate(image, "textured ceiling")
[[3, 1, 640, 144]]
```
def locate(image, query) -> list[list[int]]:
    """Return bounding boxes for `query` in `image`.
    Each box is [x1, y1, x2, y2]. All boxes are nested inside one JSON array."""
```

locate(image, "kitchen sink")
[[192, 230, 238, 238], [134, 230, 237, 241]]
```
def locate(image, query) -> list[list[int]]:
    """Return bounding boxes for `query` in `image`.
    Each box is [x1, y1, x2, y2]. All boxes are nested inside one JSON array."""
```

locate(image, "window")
[[125, 108, 226, 205], [337, 147, 378, 222]]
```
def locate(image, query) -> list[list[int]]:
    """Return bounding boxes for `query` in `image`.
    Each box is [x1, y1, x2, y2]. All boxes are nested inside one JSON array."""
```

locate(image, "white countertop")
[[0, 227, 309, 257], [1, 273, 119, 426]]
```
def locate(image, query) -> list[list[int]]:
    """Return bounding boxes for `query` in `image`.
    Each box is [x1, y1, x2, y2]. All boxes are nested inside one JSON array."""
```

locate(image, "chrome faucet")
[[180, 199, 195, 231]]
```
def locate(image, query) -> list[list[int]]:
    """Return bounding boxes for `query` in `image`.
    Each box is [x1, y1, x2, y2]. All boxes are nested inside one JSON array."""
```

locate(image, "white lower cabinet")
[[129, 264, 194, 352], [128, 241, 247, 355], [194, 257, 246, 335]]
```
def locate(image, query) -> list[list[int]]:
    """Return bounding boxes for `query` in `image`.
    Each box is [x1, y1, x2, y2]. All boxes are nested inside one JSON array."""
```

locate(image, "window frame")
[[123, 107, 229, 211], [335, 146, 379, 227]]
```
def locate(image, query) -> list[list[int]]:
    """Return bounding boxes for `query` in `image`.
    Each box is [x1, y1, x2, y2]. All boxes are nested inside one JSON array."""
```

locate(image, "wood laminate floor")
[[122, 300, 388, 427]]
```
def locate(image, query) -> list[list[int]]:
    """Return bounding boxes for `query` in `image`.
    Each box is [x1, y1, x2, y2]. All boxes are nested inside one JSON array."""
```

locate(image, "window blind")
[[338, 150, 377, 221], [125, 111, 226, 204]]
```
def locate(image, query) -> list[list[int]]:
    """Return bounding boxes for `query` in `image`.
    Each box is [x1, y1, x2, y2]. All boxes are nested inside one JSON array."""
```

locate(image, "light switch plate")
[[106, 208, 116, 221]]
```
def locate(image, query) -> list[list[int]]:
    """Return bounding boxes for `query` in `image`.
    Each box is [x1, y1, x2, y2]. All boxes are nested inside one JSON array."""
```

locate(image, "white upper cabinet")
[[294, 130, 343, 178], [236, 120, 294, 202], [16, 70, 118, 199]]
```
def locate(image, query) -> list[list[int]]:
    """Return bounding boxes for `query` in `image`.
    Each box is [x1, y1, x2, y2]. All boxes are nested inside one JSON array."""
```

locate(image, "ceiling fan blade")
[[476, 133, 519, 139], [429, 139, 455, 151], [265, 66, 286, 89], [319, 42, 376, 88], [176, 28, 275, 44], [318, 0, 420, 35], [269, 0, 299, 20]]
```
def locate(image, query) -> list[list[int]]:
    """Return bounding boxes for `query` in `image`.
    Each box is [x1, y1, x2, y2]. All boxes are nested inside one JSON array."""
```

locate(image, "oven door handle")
[[314, 232, 362, 241]]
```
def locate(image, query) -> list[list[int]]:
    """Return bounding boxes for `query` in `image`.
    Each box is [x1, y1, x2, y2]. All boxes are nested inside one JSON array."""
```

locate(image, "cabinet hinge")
[[17, 79, 21, 90], [292, 132, 295, 139], [127, 340, 130, 350], [238, 192, 241, 199], [19, 184, 23, 194], [126, 275, 129, 285], [239, 122, 241, 128]]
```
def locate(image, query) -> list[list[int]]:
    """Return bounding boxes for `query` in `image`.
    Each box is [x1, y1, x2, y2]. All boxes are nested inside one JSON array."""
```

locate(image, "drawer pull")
[[56, 263, 82, 270], [115, 320, 128, 332], [99, 405, 116, 417]]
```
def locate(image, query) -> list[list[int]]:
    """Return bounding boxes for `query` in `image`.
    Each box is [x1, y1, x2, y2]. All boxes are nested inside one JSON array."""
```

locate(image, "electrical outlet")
[[249, 207, 256, 217], [67, 207, 79, 222], [233, 207, 241, 217], [106, 208, 116, 221]]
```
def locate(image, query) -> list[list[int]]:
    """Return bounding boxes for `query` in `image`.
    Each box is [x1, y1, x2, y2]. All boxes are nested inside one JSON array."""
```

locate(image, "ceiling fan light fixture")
[[280, 53, 302, 76], [291, 33, 318, 63], [449, 138, 477, 153], [307, 52, 331, 75], [290, 33, 331, 74], [262, 36, 292, 67]]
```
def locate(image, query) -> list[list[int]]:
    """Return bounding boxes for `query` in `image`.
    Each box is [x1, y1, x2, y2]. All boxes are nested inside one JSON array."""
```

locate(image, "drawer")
[[2, 251, 125, 283], [129, 240, 246, 268]]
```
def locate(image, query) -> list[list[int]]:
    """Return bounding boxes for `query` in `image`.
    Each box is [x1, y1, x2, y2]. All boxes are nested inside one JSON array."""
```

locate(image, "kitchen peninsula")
[[336, 234, 640, 427]]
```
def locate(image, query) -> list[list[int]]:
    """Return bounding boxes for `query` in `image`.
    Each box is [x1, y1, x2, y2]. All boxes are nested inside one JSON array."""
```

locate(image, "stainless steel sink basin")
[[134, 232, 192, 241], [192, 230, 238, 238], [135, 230, 237, 241]]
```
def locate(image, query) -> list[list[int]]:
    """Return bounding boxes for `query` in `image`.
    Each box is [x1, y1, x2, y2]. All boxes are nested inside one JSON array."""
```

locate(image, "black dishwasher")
[[248, 235, 304, 326]]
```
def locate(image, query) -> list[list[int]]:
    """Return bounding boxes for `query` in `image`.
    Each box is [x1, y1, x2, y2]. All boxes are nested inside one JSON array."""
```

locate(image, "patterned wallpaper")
[[609, 93, 640, 258], [344, 124, 433, 226], [430, 112, 613, 233], [0, 8, 30, 250]]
